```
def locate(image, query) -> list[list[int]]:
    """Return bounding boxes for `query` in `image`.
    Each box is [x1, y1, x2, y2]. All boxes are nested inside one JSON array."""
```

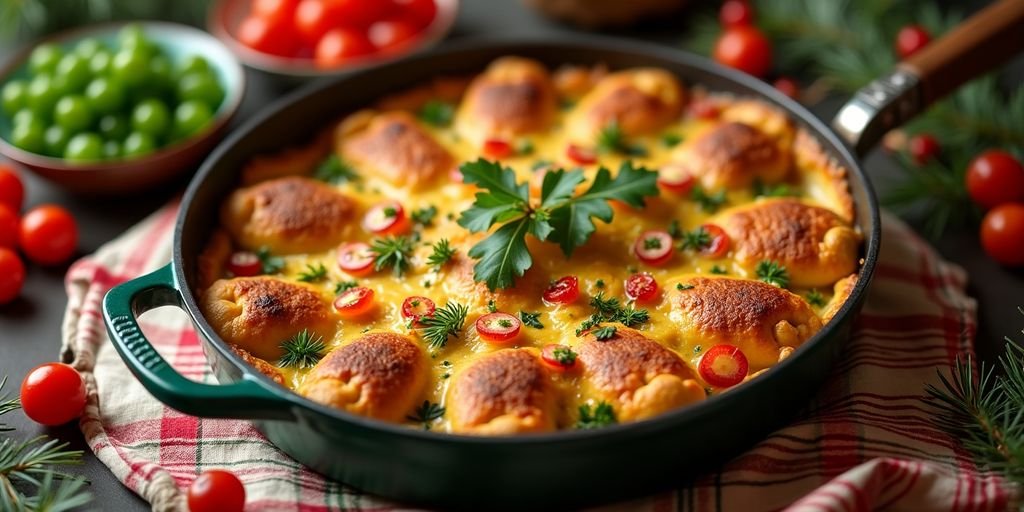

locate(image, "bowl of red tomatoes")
[[211, 0, 458, 81]]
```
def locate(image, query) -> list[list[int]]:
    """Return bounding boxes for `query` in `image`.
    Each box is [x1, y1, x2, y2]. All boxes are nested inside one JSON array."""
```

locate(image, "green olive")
[[122, 131, 156, 158], [55, 54, 91, 92], [43, 125, 72, 157], [1, 80, 28, 115], [28, 44, 62, 75]]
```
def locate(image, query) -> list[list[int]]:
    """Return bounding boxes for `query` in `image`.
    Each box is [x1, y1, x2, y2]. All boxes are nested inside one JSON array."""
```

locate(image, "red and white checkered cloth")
[[62, 200, 1017, 511]]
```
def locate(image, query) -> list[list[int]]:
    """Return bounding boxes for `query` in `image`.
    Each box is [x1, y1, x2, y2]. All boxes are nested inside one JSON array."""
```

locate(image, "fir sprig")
[[417, 301, 468, 350], [407, 401, 445, 430], [278, 330, 326, 369], [297, 263, 328, 283], [370, 236, 415, 277], [427, 239, 456, 271], [0, 378, 17, 433]]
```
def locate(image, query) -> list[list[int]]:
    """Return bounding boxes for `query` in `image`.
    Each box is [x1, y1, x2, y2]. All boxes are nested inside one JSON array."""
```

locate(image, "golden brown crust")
[[670, 121, 790, 190], [200, 277, 337, 361], [567, 68, 685, 142], [221, 176, 354, 254], [822, 273, 859, 323], [717, 199, 861, 288], [553, 63, 608, 99], [449, 349, 557, 435], [668, 276, 822, 370], [240, 129, 334, 186], [455, 57, 557, 145], [793, 129, 856, 222], [231, 346, 285, 386], [196, 229, 231, 291], [719, 99, 794, 143], [340, 111, 454, 189], [578, 326, 704, 421], [298, 332, 427, 422]]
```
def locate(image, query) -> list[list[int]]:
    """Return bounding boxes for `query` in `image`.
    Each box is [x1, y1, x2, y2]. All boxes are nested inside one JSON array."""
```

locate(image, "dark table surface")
[[1, 1, 1022, 510]]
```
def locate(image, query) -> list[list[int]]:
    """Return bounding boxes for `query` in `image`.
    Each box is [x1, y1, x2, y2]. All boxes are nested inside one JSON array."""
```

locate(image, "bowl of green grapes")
[[0, 22, 245, 194]]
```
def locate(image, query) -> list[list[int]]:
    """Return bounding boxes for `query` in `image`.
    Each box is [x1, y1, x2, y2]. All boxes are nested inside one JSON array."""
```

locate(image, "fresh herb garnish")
[[370, 236, 415, 277], [710, 265, 728, 275], [520, 311, 544, 329], [805, 289, 826, 307], [680, 226, 712, 251], [427, 238, 456, 271], [691, 186, 727, 213], [334, 280, 358, 294], [661, 132, 683, 148], [756, 260, 790, 288], [297, 262, 328, 283], [693, 345, 703, 355], [596, 121, 648, 156], [417, 301, 469, 350], [589, 292, 621, 317], [516, 138, 534, 155], [411, 205, 438, 227], [552, 346, 577, 365], [594, 278, 605, 289], [677, 283, 695, 291], [643, 236, 663, 250], [314, 154, 359, 184], [668, 219, 683, 239], [278, 330, 326, 369], [576, 401, 617, 429], [457, 159, 659, 290], [256, 246, 284, 274], [407, 400, 445, 430], [753, 180, 797, 198], [531, 159, 552, 171], [575, 292, 649, 335], [615, 305, 649, 327], [417, 100, 454, 127], [592, 325, 618, 341], [487, 300, 498, 313]]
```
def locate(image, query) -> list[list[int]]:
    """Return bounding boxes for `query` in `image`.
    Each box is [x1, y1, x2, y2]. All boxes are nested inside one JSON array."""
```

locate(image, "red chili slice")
[[700, 224, 731, 258], [482, 138, 514, 160], [540, 343, 577, 372], [698, 344, 749, 388], [334, 286, 376, 318], [634, 230, 674, 266], [401, 296, 436, 326], [336, 242, 375, 276], [475, 312, 521, 344], [227, 251, 262, 277], [624, 272, 659, 303], [542, 275, 580, 305], [362, 201, 409, 235], [657, 163, 695, 194], [566, 144, 597, 165]]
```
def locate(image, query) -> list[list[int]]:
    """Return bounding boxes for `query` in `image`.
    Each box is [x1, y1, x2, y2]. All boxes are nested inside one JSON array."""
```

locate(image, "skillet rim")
[[174, 34, 882, 446]]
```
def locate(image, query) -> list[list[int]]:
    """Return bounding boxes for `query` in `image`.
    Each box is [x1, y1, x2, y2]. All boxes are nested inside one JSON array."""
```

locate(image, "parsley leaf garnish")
[[278, 330, 325, 369], [407, 400, 445, 430], [660, 132, 683, 148], [334, 280, 358, 294], [370, 236, 415, 277], [593, 325, 618, 341], [753, 179, 797, 198], [519, 311, 544, 329], [417, 301, 468, 350], [597, 121, 647, 156], [314, 154, 359, 184], [805, 289, 826, 307], [756, 260, 790, 288], [710, 265, 728, 275], [576, 401, 616, 429], [680, 226, 712, 251], [691, 186, 727, 213], [552, 345, 577, 365], [427, 239, 456, 271], [417, 100, 454, 127], [457, 159, 659, 290], [411, 205, 438, 227], [256, 247, 284, 274], [297, 262, 327, 283]]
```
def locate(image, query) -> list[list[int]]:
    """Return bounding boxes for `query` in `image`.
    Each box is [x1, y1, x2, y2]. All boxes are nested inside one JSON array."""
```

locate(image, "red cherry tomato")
[[337, 242, 375, 276], [0, 203, 18, 248], [625, 272, 659, 303], [773, 76, 799, 99], [699, 223, 731, 258], [393, 0, 437, 28], [719, 0, 753, 27], [540, 343, 577, 372], [227, 251, 262, 277], [188, 469, 246, 512], [401, 295, 436, 326], [475, 312, 521, 344], [363, 201, 409, 235], [0, 165, 24, 212], [966, 150, 1024, 209], [542, 275, 579, 305], [634, 230, 674, 266], [482, 138, 514, 160], [19, 205, 78, 266], [699, 344, 749, 388], [909, 134, 941, 165], [315, 28, 376, 68], [713, 26, 773, 78], [20, 363, 86, 426], [330, 0, 392, 27], [688, 99, 720, 120], [657, 163, 695, 194], [369, 19, 420, 52], [251, 0, 297, 25], [237, 15, 298, 56], [334, 286, 376, 317], [566, 144, 597, 165], [895, 24, 931, 59], [295, 0, 335, 44], [0, 247, 25, 305], [980, 203, 1024, 266]]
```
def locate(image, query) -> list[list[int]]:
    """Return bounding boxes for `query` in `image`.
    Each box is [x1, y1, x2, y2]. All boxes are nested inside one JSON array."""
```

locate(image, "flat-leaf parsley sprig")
[[457, 158, 659, 290]]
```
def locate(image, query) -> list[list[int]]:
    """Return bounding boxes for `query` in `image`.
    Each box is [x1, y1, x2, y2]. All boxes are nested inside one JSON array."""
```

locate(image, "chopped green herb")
[[690, 186, 727, 213], [520, 311, 544, 329], [756, 260, 790, 288], [710, 265, 728, 275], [693, 345, 703, 354], [278, 330, 325, 369], [427, 238, 456, 271], [417, 100, 454, 127], [423, 280, 432, 288], [589, 292, 621, 317], [595, 279, 605, 289], [576, 292, 649, 334], [753, 180, 797, 198], [576, 401, 616, 429], [407, 400, 445, 430], [680, 226, 712, 251], [487, 299, 498, 313], [516, 138, 534, 155], [805, 289, 826, 307], [297, 262, 328, 283], [668, 219, 684, 239], [531, 159, 552, 171], [677, 283, 695, 291], [552, 345, 577, 365], [411, 205, 438, 227], [614, 305, 649, 327], [643, 236, 663, 250], [596, 121, 647, 156], [314, 154, 359, 184], [593, 325, 618, 341], [575, 314, 603, 336], [334, 280, 358, 294], [256, 247, 284, 274], [370, 236, 415, 277], [661, 132, 683, 148], [417, 301, 468, 350], [559, 98, 576, 111], [382, 206, 398, 218]]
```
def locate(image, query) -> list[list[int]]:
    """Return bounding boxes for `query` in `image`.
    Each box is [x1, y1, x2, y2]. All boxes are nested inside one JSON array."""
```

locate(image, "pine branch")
[[0, 378, 19, 433]]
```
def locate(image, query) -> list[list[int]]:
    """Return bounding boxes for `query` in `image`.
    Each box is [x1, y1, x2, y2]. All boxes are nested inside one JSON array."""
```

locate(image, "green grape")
[[64, 132, 104, 162], [28, 44, 62, 75], [148, 55, 173, 86], [53, 95, 93, 133], [111, 48, 148, 87], [177, 55, 211, 77], [55, 54, 91, 92], [73, 38, 105, 59], [98, 114, 130, 140], [131, 98, 169, 137], [118, 24, 153, 56], [122, 131, 156, 158], [103, 139, 122, 159], [1, 80, 28, 115], [11, 121, 46, 153], [172, 100, 214, 139], [12, 109, 36, 127], [84, 77, 124, 115], [176, 72, 224, 109], [26, 75, 61, 116], [89, 50, 112, 75], [43, 125, 71, 156]]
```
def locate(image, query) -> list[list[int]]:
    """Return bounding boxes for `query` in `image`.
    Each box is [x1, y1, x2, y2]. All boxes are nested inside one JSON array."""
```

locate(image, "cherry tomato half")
[[315, 28, 375, 68], [966, 150, 1024, 209], [634, 230, 674, 266], [482, 138, 513, 160], [368, 19, 420, 53], [909, 134, 940, 166], [542, 275, 580, 305], [719, 0, 753, 27], [699, 344, 749, 388], [363, 201, 410, 235], [566, 144, 597, 165], [980, 203, 1024, 267], [475, 312, 521, 344], [0, 164, 24, 212], [19, 204, 78, 266], [773, 76, 799, 100], [334, 286, 376, 317], [540, 343, 577, 372], [895, 24, 931, 59], [227, 251, 262, 277], [20, 362, 86, 426], [337, 242, 375, 276], [401, 295, 436, 326], [688, 99, 720, 120], [0, 203, 18, 248], [0, 247, 25, 304], [657, 163, 695, 195], [625, 272, 659, 303], [699, 223, 731, 258], [713, 26, 772, 78], [188, 469, 246, 512]]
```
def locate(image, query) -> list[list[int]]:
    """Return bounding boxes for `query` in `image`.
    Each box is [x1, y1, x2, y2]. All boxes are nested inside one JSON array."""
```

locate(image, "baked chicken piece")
[[566, 68, 684, 142], [200, 277, 337, 361], [454, 57, 558, 146], [298, 332, 428, 422], [221, 176, 355, 254], [669, 121, 791, 190], [719, 99, 794, 143], [448, 349, 558, 435], [340, 111, 454, 189], [578, 326, 705, 422]]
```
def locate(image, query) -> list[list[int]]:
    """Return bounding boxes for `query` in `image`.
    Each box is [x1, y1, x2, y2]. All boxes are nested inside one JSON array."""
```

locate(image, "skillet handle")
[[102, 263, 293, 420], [831, 0, 1024, 157]]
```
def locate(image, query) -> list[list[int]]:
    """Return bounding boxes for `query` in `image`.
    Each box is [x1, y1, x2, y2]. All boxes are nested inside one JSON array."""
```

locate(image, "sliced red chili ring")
[[475, 312, 521, 344], [482, 138, 514, 160], [336, 242, 375, 276], [334, 286, 376, 318], [624, 272, 659, 303], [542, 275, 580, 305], [657, 163, 695, 194], [540, 343, 578, 372], [227, 251, 261, 277], [700, 224, 731, 258], [401, 296, 436, 326], [634, 230, 674, 266], [698, 344, 749, 388], [566, 144, 597, 165], [362, 201, 409, 235]]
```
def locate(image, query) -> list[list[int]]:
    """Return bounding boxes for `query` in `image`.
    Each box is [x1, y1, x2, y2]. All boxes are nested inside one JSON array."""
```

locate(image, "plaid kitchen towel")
[[62, 199, 1016, 512]]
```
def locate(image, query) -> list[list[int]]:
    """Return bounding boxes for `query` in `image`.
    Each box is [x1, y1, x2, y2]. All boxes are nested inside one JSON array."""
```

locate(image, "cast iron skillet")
[[102, 2, 1023, 509]]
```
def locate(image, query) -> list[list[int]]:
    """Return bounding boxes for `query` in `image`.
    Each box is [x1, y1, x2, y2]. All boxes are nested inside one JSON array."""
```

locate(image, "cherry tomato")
[[295, 0, 335, 44], [699, 223, 731, 258], [334, 286, 376, 317], [895, 24, 931, 59], [393, 0, 437, 28], [336, 242, 375, 276], [369, 19, 420, 52], [315, 28, 375, 68], [540, 343, 577, 372], [980, 203, 1024, 266], [719, 0, 753, 27], [237, 15, 298, 57], [773, 76, 799, 99], [566, 144, 597, 165], [19, 205, 78, 266], [482, 138, 513, 160], [0, 203, 18, 248], [634, 230, 674, 266], [330, 0, 391, 27], [657, 163, 694, 195], [401, 295, 436, 326], [699, 344, 749, 388], [227, 251, 262, 276], [188, 469, 246, 512], [625, 272, 658, 303], [713, 26, 772, 78], [542, 275, 579, 305], [20, 363, 86, 426], [0, 247, 25, 304], [362, 201, 410, 235], [251, 0, 297, 26], [688, 99, 720, 120], [0, 165, 24, 212], [475, 312, 521, 344], [965, 150, 1024, 209], [909, 134, 940, 165]]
